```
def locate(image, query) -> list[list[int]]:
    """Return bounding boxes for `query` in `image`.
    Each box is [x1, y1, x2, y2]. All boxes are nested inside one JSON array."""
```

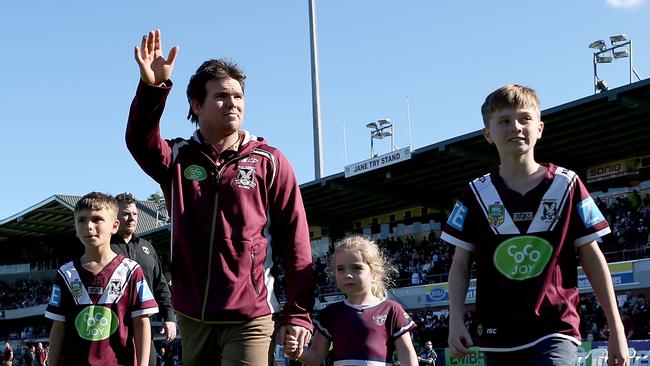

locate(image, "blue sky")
[[0, 0, 648, 219]]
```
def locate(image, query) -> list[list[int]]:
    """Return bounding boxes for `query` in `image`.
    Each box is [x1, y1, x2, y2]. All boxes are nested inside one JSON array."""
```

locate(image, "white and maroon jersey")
[[441, 164, 610, 351], [45, 254, 159, 366], [315, 299, 416, 365]]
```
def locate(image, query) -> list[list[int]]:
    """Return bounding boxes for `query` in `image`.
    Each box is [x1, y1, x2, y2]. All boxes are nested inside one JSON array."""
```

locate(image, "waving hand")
[[134, 29, 179, 86]]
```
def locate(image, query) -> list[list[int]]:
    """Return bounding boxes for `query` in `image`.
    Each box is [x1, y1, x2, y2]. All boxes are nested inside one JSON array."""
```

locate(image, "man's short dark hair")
[[186, 58, 246, 124], [115, 192, 136, 205]]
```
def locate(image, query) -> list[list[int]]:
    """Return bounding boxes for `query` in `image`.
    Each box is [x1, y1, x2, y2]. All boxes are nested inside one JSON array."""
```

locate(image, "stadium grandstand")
[[0, 195, 173, 365], [1, 78, 650, 365]]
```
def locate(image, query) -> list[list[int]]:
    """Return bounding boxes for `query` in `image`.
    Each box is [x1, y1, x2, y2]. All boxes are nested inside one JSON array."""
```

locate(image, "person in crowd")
[[24, 345, 36, 366], [127, 29, 314, 365], [443, 84, 628, 365], [417, 340, 437, 365], [3, 341, 13, 366], [284, 235, 418, 365], [45, 192, 159, 366], [35, 343, 47, 366], [111, 192, 176, 366]]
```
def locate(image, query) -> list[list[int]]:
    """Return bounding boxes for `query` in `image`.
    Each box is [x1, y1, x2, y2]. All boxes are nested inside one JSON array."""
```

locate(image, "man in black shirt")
[[111, 193, 176, 366]]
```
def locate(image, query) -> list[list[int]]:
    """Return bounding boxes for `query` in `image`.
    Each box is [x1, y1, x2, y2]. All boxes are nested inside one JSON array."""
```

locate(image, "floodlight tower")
[[366, 119, 394, 158], [588, 34, 642, 94]]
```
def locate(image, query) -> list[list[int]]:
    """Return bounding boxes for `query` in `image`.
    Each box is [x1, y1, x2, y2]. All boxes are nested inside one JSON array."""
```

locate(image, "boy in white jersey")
[[443, 85, 628, 366], [46, 192, 158, 366]]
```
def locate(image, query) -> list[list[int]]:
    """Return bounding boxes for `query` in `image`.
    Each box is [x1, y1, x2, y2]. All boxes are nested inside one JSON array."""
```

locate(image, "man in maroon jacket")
[[127, 29, 315, 365]]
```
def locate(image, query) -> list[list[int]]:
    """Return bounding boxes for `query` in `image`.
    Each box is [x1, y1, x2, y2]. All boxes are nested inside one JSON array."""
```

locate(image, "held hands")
[[134, 29, 179, 86], [283, 333, 303, 360], [279, 325, 311, 361]]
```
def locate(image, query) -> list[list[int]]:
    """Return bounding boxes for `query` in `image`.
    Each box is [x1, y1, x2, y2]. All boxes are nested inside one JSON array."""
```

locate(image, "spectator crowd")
[[0, 279, 52, 310]]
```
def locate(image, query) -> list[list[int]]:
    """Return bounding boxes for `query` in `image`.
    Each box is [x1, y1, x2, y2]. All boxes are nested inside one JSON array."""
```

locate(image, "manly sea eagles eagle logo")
[[108, 279, 123, 296], [373, 314, 388, 326], [233, 166, 257, 189], [541, 199, 559, 222]]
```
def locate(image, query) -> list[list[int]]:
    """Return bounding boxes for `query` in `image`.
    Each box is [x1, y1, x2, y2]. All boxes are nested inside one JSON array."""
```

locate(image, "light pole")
[[308, 0, 324, 179], [588, 34, 642, 94], [366, 119, 394, 158]]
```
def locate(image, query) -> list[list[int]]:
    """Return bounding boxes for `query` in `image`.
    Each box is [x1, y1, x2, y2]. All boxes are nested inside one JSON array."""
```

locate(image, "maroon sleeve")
[[269, 149, 315, 330], [388, 301, 416, 339], [128, 265, 159, 318], [441, 182, 481, 251], [569, 175, 611, 246], [44, 271, 72, 322], [125, 80, 176, 186], [314, 305, 334, 340]]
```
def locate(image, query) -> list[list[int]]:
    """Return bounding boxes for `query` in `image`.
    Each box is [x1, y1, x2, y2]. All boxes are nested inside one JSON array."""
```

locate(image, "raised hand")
[[134, 29, 179, 86]]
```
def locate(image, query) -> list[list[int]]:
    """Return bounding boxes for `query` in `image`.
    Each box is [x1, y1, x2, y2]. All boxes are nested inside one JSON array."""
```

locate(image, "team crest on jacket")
[[373, 314, 387, 326], [233, 166, 257, 189], [142, 246, 150, 255], [487, 202, 505, 227]]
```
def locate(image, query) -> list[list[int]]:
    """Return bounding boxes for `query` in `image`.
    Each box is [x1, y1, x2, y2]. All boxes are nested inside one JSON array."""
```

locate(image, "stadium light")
[[596, 55, 613, 63], [367, 118, 395, 157], [588, 40, 606, 51], [614, 50, 630, 59], [589, 33, 642, 94]]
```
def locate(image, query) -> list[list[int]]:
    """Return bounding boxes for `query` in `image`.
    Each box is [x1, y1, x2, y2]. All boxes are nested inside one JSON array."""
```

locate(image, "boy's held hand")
[[448, 321, 473, 358], [283, 337, 302, 360]]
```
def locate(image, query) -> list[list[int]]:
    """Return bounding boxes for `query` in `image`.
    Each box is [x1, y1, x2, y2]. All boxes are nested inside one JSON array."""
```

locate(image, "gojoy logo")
[[74, 306, 119, 341], [493, 236, 553, 280], [183, 165, 208, 181]]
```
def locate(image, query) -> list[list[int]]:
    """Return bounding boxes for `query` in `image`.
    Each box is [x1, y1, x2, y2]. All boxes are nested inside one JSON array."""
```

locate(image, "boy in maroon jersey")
[[45, 192, 159, 366], [443, 85, 628, 366]]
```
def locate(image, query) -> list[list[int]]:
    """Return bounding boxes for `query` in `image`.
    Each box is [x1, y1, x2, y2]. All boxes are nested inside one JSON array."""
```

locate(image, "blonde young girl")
[[285, 235, 418, 365]]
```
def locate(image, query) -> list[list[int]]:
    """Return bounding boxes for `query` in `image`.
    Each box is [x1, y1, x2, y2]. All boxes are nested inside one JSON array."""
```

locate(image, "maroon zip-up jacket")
[[126, 80, 314, 330]]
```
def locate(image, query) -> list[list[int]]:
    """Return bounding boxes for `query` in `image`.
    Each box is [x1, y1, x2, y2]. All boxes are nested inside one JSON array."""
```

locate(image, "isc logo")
[[486, 328, 497, 335]]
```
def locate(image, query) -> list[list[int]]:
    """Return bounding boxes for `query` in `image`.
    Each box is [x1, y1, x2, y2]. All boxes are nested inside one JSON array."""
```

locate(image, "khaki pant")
[[178, 314, 275, 366]]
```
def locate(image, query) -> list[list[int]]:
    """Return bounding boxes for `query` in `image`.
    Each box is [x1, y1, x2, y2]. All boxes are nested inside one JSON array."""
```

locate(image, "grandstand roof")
[[301, 78, 650, 227], [0, 195, 168, 241]]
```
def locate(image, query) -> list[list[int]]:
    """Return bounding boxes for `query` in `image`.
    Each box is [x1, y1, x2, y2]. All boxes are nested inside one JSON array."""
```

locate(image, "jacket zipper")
[[250, 251, 260, 295], [200, 152, 255, 320]]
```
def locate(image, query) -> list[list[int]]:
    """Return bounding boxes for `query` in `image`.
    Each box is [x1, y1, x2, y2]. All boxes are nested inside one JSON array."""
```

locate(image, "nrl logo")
[[541, 200, 559, 222], [233, 166, 257, 189], [373, 314, 387, 326], [487, 202, 505, 227], [70, 279, 84, 299]]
